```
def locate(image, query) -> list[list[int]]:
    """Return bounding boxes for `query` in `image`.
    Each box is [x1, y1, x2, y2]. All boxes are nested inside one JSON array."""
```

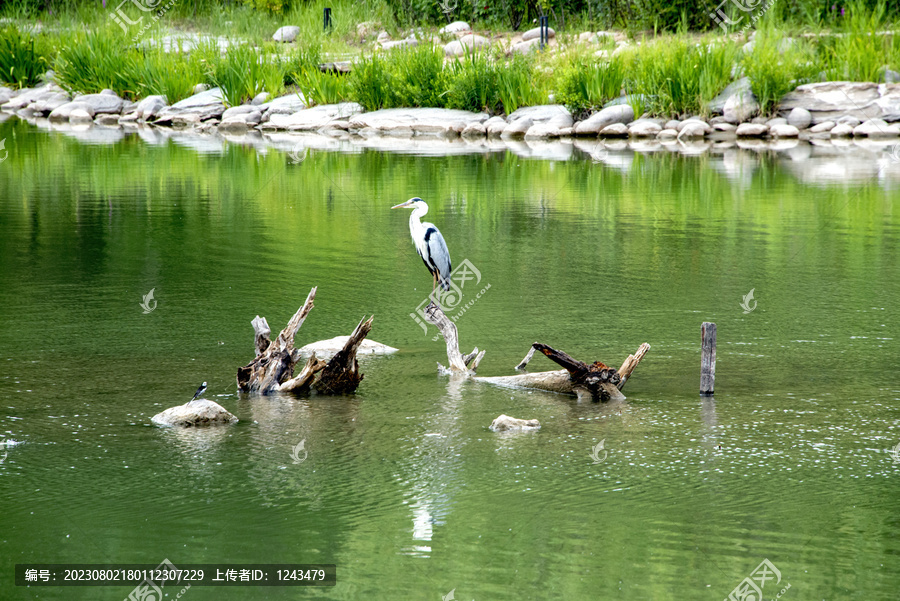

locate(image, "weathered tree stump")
[[423, 301, 485, 373], [313, 316, 373, 394], [236, 287, 375, 395], [477, 342, 650, 401]]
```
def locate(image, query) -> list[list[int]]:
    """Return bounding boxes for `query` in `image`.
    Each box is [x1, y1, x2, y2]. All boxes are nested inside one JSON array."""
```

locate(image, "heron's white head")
[[391, 197, 425, 210]]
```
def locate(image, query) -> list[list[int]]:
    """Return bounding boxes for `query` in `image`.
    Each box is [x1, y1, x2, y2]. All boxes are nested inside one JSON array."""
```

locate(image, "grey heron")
[[392, 197, 452, 292]]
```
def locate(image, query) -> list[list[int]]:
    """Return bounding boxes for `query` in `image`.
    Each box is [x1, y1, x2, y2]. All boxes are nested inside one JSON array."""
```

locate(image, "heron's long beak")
[[391, 200, 414, 209]]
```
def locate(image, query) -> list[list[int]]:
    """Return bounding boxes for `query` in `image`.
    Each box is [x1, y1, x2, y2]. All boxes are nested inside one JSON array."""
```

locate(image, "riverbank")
[[6, 77, 900, 144]]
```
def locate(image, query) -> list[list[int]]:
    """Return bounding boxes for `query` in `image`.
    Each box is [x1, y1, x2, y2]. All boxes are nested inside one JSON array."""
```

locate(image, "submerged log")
[[423, 302, 485, 373], [477, 342, 650, 401], [236, 287, 375, 395]]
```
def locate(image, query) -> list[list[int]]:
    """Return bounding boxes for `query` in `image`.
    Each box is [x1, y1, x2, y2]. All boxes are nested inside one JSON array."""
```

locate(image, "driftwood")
[[477, 342, 651, 401], [236, 287, 374, 395], [423, 302, 485, 373]]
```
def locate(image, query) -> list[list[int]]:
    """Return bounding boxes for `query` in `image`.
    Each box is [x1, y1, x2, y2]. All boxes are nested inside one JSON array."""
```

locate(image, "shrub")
[[54, 29, 139, 98], [349, 53, 394, 111], [445, 50, 500, 113], [389, 45, 447, 108], [205, 43, 277, 106], [0, 25, 48, 88], [294, 67, 350, 105], [742, 31, 821, 115], [555, 56, 625, 116], [496, 52, 547, 114]]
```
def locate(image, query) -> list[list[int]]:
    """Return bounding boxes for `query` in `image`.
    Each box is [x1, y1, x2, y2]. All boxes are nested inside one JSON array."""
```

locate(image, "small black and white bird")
[[189, 382, 207, 404], [391, 197, 452, 292]]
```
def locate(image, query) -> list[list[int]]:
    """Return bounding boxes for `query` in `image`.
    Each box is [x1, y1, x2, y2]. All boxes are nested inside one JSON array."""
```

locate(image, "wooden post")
[[700, 322, 716, 395]]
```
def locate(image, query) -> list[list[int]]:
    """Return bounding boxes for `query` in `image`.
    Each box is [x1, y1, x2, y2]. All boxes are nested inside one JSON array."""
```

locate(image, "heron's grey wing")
[[424, 224, 452, 288]]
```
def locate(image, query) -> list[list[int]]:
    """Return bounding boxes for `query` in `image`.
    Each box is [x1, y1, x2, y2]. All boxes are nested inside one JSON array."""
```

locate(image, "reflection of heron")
[[187, 382, 207, 405], [392, 197, 452, 292]]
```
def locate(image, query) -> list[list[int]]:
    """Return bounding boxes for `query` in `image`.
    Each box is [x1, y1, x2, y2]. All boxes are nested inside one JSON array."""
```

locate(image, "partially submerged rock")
[[489, 414, 541, 432], [262, 102, 363, 131], [151, 399, 238, 428], [348, 107, 488, 136], [154, 87, 226, 125], [298, 336, 398, 360]]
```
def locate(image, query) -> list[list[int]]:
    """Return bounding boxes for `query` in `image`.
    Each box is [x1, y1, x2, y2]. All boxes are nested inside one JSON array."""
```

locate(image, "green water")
[[1, 116, 899, 600]]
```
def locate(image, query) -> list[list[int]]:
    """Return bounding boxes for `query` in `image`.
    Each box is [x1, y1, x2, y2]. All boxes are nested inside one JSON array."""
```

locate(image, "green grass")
[[742, 28, 822, 115], [619, 37, 738, 117], [294, 67, 350, 105], [0, 25, 49, 88], [554, 53, 626, 116], [816, 0, 900, 81], [54, 28, 141, 98]]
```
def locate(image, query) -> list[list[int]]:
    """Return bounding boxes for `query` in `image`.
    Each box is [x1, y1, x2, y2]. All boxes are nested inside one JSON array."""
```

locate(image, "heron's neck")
[[409, 204, 428, 232]]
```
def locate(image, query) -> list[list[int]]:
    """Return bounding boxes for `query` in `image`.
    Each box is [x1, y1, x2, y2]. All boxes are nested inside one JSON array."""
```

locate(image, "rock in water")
[[151, 400, 238, 428], [489, 414, 541, 432], [298, 337, 399, 360]]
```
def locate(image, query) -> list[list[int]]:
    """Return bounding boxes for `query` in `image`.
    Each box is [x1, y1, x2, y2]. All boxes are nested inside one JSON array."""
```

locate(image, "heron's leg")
[[432, 273, 436, 294]]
